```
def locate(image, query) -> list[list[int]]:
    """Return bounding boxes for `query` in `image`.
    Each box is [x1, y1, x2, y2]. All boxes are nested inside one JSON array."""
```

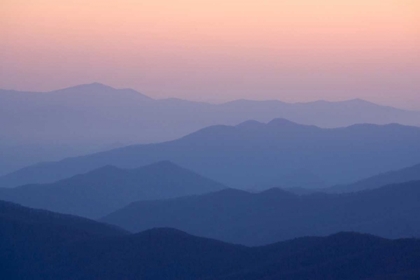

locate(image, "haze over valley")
[[2, 83, 420, 176], [2, 83, 420, 279]]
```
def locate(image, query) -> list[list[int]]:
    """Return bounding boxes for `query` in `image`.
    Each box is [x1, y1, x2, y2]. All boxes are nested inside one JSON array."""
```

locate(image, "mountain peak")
[[137, 227, 192, 238], [85, 82, 110, 88], [208, 188, 252, 198], [236, 120, 264, 129], [55, 82, 115, 92], [267, 118, 301, 127], [267, 118, 322, 131], [342, 98, 380, 107], [49, 83, 153, 101], [258, 187, 296, 198]]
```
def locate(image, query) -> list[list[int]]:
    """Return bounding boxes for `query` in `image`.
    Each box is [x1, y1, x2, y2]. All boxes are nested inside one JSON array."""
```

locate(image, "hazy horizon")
[[2, 0, 419, 109], [2, 82, 419, 111]]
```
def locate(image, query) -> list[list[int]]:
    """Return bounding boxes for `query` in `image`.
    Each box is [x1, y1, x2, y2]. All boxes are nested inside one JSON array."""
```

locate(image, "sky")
[[1, 0, 419, 109]]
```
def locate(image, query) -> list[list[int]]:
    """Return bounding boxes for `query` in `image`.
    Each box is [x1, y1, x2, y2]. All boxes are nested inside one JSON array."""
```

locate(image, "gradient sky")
[[1, 0, 419, 108]]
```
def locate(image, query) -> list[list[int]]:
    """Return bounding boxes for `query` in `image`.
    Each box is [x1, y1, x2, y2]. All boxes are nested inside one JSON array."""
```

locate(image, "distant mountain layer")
[[0, 161, 225, 218], [326, 162, 420, 193], [2, 200, 420, 280], [2, 119, 420, 189], [0, 200, 127, 238], [1, 82, 420, 175], [102, 181, 420, 246]]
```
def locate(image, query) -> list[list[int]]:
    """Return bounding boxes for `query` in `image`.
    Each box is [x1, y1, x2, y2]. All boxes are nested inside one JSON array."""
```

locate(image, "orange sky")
[[1, 0, 419, 108]]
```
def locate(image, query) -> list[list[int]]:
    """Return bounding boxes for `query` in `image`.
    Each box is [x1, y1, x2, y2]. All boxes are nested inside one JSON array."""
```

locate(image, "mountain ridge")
[[0, 161, 226, 218], [2, 83, 420, 176], [2, 198, 420, 280], [326, 162, 420, 193], [2, 118, 420, 188], [101, 181, 420, 246]]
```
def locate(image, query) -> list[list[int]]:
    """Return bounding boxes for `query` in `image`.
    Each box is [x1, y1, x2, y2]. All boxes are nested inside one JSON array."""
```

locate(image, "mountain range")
[[102, 180, 420, 246], [326, 162, 420, 193], [1, 200, 420, 280], [2, 118, 420, 189], [0, 161, 225, 218], [1, 82, 420, 175]]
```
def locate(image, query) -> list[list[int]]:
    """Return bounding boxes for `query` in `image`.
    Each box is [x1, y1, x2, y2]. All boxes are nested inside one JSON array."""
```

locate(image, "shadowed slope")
[[327, 162, 420, 193], [102, 181, 420, 246], [0, 161, 226, 218], [2, 205, 420, 280]]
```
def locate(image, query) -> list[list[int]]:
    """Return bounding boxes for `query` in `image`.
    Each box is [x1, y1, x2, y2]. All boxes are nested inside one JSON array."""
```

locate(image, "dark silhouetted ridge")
[[2, 203, 420, 280], [0, 200, 127, 237], [102, 180, 420, 246], [1, 199, 420, 280]]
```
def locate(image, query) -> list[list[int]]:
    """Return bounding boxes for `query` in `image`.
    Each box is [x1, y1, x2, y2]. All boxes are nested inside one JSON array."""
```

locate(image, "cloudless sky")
[[1, 0, 419, 108]]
